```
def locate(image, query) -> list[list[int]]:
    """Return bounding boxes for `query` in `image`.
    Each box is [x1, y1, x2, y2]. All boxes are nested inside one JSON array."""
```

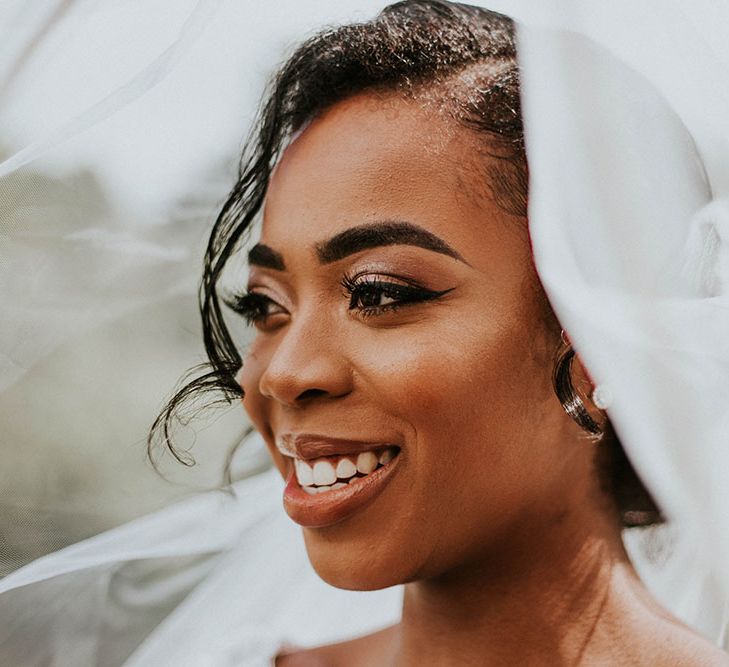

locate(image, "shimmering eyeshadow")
[[340, 274, 454, 313]]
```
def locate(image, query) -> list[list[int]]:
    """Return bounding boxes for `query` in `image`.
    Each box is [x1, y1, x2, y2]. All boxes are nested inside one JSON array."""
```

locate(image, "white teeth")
[[356, 451, 378, 474], [379, 448, 395, 465], [299, 449, 398, 494], [295, 459, 314, 486], [312, 460, 337, 486], [335, 457, 357, 479]]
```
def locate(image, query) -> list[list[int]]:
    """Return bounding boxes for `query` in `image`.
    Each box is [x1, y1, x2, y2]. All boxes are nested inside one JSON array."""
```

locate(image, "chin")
[[302, 528, 418, 591]]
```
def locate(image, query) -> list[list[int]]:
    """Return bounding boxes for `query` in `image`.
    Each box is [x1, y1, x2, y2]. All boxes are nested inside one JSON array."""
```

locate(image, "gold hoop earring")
[[553, 330, 603, 436]]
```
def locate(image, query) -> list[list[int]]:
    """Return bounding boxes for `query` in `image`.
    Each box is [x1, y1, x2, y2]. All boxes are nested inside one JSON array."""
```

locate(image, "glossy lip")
[[277, 432, 397, 461], [282, 449, 401, 528]]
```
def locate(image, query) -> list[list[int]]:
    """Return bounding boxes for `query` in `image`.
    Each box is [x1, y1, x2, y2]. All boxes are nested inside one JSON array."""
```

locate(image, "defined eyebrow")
[[315, 221, 467, 264], [248, 243, 286, 270]]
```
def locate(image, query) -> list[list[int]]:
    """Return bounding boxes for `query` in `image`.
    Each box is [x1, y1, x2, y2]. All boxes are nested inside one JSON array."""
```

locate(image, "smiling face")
[[237, 92, 594, 590]]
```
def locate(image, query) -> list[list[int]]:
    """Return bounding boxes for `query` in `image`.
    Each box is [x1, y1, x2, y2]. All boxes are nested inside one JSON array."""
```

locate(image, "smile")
[[295, 447, 398, 494], [277, 435, 402, 528]]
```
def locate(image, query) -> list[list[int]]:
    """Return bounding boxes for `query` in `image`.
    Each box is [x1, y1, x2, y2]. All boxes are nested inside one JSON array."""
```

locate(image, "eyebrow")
[[246, 220, 467, 272], [316, 220, 467, 264], [248, 243, 286, 270]]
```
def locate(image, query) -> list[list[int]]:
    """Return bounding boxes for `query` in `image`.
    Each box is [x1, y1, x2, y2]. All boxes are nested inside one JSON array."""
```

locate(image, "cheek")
[[238, 345, 271, 434], [348, 307, 561, 568], [358, 312, 546, 445], [238, 347, 293, 480]]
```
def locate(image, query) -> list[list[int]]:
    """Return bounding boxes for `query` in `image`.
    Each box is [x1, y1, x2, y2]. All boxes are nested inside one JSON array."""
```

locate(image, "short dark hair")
[[149, 0, 661, 527]]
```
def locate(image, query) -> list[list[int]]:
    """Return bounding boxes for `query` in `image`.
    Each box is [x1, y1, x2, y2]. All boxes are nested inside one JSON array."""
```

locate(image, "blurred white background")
[[0, 0, 386, 575]]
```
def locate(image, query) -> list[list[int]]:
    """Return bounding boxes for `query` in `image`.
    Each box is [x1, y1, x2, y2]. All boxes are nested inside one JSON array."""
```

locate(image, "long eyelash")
[[340, 273, 453, 317], [222, 291, 274, 326]]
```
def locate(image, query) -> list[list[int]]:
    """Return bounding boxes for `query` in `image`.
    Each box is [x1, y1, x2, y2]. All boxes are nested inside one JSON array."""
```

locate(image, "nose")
[[257, 312, 353, 408]]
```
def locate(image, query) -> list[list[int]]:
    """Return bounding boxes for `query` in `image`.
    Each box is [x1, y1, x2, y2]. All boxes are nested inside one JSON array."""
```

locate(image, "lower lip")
[[283, 453, 401, 528]]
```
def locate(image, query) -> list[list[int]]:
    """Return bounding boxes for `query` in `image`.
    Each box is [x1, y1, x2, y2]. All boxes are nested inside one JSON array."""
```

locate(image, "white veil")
[[501, 0, 729, 643], [0, 1, 727, 664]]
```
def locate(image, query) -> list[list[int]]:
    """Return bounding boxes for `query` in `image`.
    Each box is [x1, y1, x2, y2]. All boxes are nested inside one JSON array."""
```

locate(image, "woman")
[[149, 1, 729, 663], [1, 1, 727, 664]]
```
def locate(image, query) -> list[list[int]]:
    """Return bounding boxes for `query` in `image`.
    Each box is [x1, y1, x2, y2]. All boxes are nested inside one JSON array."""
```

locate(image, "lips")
[[277, 434, 402, 528], [278, 433, 396, 461]]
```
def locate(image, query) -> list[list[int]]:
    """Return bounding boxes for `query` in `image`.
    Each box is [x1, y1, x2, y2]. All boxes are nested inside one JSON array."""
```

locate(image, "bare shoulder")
[[659, 636, 729, 667], [273, 617, 729, 666], [648, 641, 729, 667], [274, 625, 398, 667], [633, 617, 729, 667]]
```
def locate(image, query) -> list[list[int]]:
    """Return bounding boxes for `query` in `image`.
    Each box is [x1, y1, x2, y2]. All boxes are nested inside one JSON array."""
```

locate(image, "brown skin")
[[238, 93, 729, 666]]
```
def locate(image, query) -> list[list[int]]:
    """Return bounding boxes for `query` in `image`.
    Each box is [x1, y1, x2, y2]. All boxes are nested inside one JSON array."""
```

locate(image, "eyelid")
[[340, 271, 431, 294], [222, 286, 289, 329], [343, 269, 429, 289], [340, 270, 455, 317], [245, 278, 294, 309]]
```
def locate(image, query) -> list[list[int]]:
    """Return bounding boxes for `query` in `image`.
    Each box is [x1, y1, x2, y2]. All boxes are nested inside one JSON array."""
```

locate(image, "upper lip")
[[277, 433, 397, 461]]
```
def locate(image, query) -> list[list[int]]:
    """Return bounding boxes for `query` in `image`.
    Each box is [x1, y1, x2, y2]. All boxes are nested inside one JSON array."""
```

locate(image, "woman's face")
[[239, 92, 589, 590]]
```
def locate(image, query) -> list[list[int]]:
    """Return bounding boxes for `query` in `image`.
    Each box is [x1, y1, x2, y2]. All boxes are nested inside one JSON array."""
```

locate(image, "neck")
[[390, 506, 645, 666]]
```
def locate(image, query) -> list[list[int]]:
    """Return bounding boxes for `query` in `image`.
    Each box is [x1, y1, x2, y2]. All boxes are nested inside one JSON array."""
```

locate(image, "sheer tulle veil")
[[0, 1, 727, 664]]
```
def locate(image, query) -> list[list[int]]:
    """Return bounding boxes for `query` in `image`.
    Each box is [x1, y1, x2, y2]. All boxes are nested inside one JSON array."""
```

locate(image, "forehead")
[[261, 93, 519, 269]]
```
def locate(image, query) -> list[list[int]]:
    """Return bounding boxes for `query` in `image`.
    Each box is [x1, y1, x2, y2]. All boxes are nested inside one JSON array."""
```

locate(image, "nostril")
[[296, 388, 328, 402]]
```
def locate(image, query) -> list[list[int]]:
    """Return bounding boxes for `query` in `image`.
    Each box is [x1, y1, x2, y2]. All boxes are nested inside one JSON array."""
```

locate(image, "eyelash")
[[224, 292, 281, 327], [224, 274, 451, 326], [339, 273, 451, 318]]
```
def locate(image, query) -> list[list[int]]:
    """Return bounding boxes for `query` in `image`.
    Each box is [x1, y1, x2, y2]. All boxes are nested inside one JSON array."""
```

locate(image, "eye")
[[340, 273, 453, 317], [222, 290, 287, 329]]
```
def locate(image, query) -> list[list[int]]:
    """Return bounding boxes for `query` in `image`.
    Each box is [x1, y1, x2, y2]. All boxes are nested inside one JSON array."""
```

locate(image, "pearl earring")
[[591, 383, 613, 410]]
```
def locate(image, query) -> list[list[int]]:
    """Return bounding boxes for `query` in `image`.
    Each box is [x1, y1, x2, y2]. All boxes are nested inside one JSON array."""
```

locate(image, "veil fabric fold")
[[1, 1, 728, 664], [510, 0, 729, 644], [0, 453, 401, 666]]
